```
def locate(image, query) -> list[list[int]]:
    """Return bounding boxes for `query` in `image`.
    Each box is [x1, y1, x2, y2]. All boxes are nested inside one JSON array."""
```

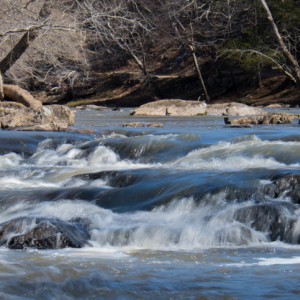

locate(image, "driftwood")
[[3, 84, 42, 111]]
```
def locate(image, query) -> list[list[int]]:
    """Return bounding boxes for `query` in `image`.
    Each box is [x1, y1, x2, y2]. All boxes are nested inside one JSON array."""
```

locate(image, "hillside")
[[1, 0, 300, 107]]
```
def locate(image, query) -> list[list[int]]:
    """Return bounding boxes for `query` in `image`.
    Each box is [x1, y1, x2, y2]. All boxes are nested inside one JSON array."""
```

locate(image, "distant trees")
[[221, 0, 300, 87], [0, 0, 299, 100], [78, 0, 154, 79], [0, 0, 87, 95]]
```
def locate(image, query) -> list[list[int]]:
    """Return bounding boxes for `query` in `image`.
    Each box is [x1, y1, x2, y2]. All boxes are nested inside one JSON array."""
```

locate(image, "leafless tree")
[[259, 0, 300, 86], [0, 0, 88, 96], [77, 0, 154, 80], [164, 0, 251, 101]]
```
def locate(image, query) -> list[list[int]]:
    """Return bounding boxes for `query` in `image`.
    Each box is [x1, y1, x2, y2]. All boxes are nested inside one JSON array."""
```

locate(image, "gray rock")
[[233, 202, 296, 243], [225, 113, 296, 126], [0, 217, 90, 249], [259, 174, 300, 204]]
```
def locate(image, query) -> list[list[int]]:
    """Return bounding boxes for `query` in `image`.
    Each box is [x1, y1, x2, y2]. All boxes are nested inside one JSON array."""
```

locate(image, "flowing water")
[[1, 108, 300, 299]]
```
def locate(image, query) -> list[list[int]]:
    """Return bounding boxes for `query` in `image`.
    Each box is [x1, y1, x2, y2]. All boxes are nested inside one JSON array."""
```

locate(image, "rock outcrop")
[[131, 99, 207, 116], [224, 113, 296, 126], [0, 217, 90, 249], [0, 102, 75, 131], [131, 100, 266, 117], [0, 84, 75, 131]]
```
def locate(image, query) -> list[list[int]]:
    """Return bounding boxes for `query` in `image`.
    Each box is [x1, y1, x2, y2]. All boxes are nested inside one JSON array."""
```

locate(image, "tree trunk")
[[189, 45, 210, 102], [0, 0, 51, 74], [0, 72, 4, 100], [260, 0, 300, 85]]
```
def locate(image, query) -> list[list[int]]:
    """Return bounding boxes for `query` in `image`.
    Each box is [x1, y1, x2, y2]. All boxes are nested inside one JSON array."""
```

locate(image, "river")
[[1, 108, 300, 299]]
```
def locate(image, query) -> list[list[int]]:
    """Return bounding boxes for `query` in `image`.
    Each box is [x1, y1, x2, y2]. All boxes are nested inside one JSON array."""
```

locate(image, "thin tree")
[[259, 0, 300, 85]]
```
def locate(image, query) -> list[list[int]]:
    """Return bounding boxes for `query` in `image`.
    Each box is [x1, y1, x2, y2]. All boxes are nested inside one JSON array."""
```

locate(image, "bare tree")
[[77, 0, 154, 80], [0, 0, 87, 97], [259, 0, 300, 85]]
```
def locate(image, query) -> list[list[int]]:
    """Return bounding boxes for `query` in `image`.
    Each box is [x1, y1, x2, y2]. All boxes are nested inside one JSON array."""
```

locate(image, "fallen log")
[[3, 84, 42, 111]]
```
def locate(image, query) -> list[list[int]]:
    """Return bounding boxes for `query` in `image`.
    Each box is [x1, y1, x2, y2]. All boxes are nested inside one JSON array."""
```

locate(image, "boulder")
[[0, 103, 75, 131], [258, 174, 300, 204], [265, 103, 290, 108], [233, 202, 297, 243], [131, 99, 207, 116], [206, 102, 266, 116], [225, 113, 296, 126], [0, 217, 90, 249]]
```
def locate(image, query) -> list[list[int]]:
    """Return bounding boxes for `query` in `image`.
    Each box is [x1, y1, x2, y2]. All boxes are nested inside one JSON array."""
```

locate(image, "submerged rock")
[[75, 170, 137, 188], [0, 217, 90, 249], [233, 202, 296, 243], [122, 122, 164, 128], [259, 174, 300, 204]]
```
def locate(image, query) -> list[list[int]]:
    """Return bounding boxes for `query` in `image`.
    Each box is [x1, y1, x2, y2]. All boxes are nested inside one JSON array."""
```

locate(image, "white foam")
[[0, 153, 23, 169], [170, 138, 300, 171], [226, 256, 300, 267]]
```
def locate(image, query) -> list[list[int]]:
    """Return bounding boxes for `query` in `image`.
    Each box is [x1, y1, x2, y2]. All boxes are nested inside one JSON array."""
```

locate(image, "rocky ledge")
[[0, 102, 75, 131], [0, 84, 74, 131], [131, 100, 266, 117]]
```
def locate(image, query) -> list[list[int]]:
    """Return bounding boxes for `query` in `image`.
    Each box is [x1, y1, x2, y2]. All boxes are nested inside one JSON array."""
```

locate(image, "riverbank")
[[58, 73, 299, 109]]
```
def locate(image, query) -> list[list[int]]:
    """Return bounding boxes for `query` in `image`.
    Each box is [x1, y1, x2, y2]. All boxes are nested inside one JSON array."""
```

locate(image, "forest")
[[0, 0, 299, 106]]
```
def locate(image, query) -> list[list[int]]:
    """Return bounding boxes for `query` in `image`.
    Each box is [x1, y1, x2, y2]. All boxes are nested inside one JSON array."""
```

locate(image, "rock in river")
[[0, 217, 90, 249], [131, 100, 266, 117], [131, 99, 207, 116], [224, 113, 296, 126], [0, 103, 75, 131]]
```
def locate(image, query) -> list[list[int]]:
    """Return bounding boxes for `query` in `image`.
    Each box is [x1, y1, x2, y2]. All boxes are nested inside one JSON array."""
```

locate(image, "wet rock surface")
[[233, 202, 297, 243], [0, 217, 90, 249], [225, 113, 296, 126], [258, 174, 300, 204], [122, 122, 164, 128]]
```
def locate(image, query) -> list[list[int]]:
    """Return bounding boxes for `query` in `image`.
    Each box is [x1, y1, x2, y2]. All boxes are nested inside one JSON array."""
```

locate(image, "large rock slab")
[[206, 102, 266, 116], [131, 100, 266, 117], [0, 217, 90, 249], [131, 99, 207, 116], [0, 102, 75, 131]]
